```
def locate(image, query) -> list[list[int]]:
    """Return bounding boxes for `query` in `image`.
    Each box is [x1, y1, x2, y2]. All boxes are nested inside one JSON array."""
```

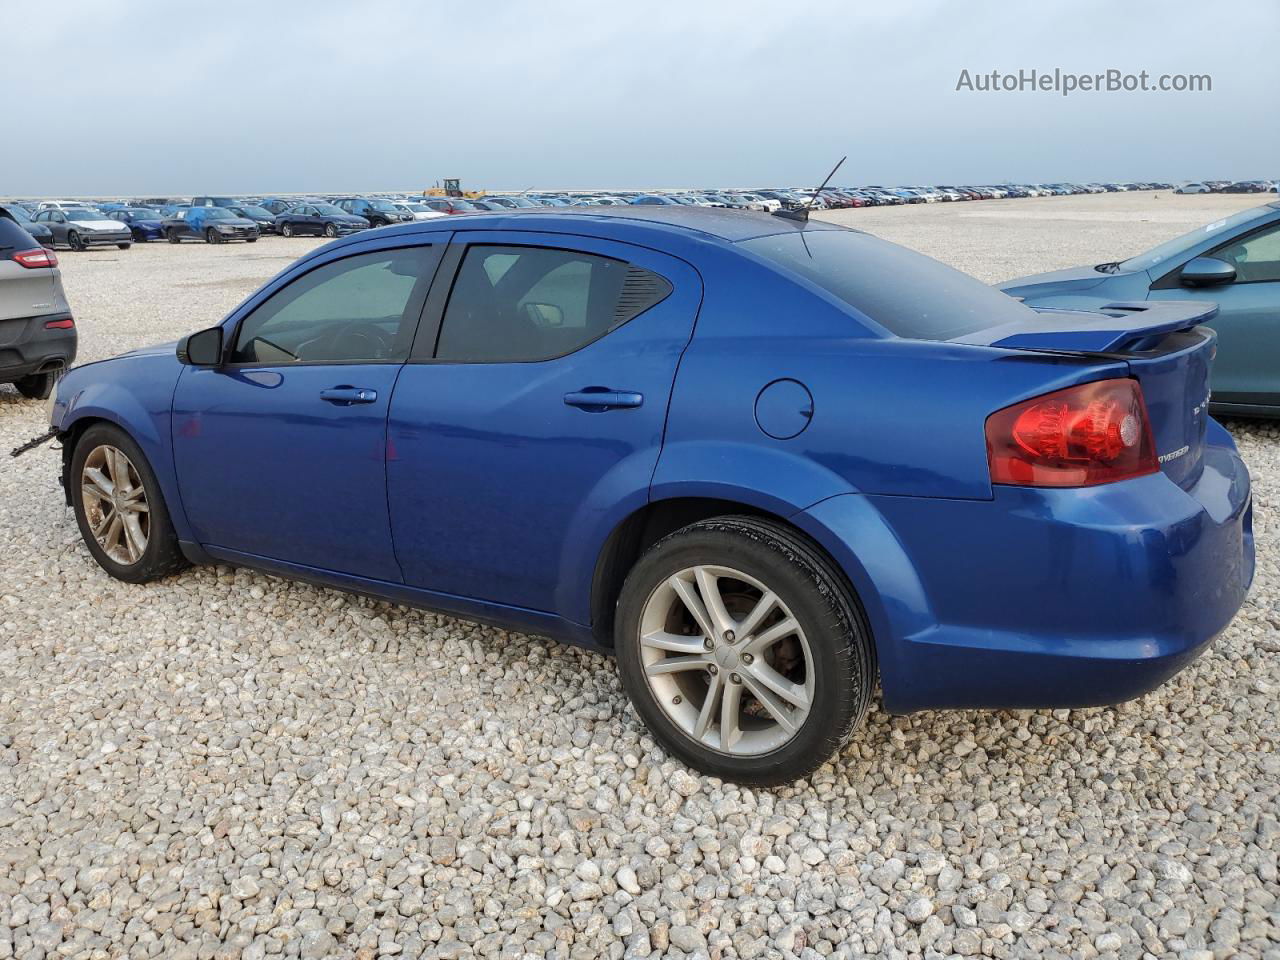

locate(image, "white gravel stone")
[[1, 194, 1275, 958]]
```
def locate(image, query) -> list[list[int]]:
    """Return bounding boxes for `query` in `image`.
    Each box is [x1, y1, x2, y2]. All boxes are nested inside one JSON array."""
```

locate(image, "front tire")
[[70, 423, 189, 584], [117, 242, 131, 250], [205, 228, 220, 244], [167, 229, 180, 244], [324, 223, 338, 238], [615, 516, 875, 785], [281, 223, 294, 238], [68, 230, 85, 251]]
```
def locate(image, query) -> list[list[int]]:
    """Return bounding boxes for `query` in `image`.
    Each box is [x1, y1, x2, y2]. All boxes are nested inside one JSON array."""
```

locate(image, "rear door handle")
[[320, 386, 378, 405], [563, 389, 644, 411]]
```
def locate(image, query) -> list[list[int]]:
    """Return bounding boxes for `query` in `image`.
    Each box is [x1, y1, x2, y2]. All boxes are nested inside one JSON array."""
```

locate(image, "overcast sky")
[[3, 0, 1277, 196]]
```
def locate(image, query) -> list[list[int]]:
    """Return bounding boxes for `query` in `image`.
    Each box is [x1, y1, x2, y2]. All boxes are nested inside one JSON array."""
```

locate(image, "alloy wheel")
[[80, 445, 150, 565], [638, 564, 814, 756]]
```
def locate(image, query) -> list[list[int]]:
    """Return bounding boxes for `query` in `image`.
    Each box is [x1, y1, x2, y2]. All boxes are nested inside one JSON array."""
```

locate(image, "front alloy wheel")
[[80, 445, 150, 565], [70, 423, 188, 583]]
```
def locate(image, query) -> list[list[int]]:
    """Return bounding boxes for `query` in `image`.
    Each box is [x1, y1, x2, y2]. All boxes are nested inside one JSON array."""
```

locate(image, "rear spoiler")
[[956, 301, 1218, 354]]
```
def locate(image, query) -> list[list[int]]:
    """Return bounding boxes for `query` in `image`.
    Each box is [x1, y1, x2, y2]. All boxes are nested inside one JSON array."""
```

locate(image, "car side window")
[[433, 244, 673, 363], [231, 246, 442, 365], [1212, 224, 1280, 283]]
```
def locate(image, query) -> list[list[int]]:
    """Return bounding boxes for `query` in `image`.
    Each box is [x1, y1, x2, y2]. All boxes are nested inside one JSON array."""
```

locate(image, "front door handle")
[[320, 386, 378, 405], [563, 388, 644, 411]]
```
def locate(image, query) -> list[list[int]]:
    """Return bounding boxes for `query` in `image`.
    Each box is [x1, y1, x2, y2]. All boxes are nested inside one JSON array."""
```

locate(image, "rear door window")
[[432, 244, 672, 362]]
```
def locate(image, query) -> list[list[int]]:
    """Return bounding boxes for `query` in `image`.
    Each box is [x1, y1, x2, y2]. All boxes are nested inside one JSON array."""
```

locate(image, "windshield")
[[368, 200, 400, 213], [8, 206, 35, 223], [448, 199, 476, 210], [236, 205, 272, 217], [122, 208, 157, 218], [202, 208, 236, 220], [64, 208, 102, 219], [741, 229, 1033, 341], [404, 204, 429, 212], [314, 204, 345, 215], [1118, 206, 1275, 272]]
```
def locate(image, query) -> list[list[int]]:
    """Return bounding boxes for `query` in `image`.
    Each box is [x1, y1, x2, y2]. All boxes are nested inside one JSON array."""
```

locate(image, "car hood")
[[211, 217, 257, 227], [69, 219, 129, 231]]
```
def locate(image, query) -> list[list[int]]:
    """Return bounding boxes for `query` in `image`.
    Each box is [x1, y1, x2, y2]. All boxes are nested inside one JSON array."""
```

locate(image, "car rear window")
[[739, 229, 1033, 340]]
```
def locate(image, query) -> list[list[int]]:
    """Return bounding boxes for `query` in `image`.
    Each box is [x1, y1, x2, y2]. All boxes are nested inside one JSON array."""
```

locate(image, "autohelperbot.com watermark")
[[955, 68, 1212, 96]]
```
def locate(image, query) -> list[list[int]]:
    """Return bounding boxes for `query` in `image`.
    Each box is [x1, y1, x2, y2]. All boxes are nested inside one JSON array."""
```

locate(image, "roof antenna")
[[773, 155, 847, 222]]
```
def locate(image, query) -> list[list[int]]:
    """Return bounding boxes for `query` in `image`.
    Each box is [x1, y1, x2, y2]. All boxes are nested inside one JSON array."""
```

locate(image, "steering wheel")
[[301, 322, 393, 361]]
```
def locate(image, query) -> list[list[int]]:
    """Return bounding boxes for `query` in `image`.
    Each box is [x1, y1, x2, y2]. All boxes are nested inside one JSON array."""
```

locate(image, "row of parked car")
[[5, 179, 1277, 252], [1175, 180, 1280, 194]]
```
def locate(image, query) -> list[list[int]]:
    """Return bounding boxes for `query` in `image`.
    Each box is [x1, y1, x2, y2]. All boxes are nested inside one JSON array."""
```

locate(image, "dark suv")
[[334, 197, 414, 227], [0, 218, 75, 398]]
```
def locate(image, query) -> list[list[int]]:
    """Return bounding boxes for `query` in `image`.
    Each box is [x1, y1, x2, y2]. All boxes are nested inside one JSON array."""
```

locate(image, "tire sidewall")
[[70, 424, 179, 583], [615, 524, 862, 783]]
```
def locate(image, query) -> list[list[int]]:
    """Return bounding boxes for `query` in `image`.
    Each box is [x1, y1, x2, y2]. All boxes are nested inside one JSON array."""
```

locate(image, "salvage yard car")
[[42, 206, 1253, 784], [162, 207, 260, 244], [1003, 201, 1280, 417], [30, 206, 132, 250], [274, 202, 368, 238], [0, 217, 74, 398]]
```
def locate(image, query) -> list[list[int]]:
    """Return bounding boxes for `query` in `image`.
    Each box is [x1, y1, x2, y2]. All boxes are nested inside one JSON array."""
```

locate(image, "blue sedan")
[[1003, 201, 1280, 416], [42, 207, 1252, 783], [273, 202, 368, 238], [107, 208, 166, 242]]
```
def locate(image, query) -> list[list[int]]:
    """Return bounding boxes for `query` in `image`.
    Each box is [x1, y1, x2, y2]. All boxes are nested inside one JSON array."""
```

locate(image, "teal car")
[[1003, 202, 1280, 416]]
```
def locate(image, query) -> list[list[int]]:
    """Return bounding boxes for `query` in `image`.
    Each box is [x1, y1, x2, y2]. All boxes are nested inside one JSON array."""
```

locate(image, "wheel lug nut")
[[708, 665, 718, 675], [703, 638, 714, 650], [673, 696, 682, 705], [742, 653, 754, 665], [724, 630, 736, 643], [730, 673, 742, 684]]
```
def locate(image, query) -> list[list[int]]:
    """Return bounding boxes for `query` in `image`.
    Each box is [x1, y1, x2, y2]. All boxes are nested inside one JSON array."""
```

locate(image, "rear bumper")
[[798, 423, 1253, 713], [0, 312, 77, 381]]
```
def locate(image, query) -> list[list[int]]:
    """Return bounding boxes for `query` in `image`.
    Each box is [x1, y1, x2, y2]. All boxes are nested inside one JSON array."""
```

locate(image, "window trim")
[[220, 243, 447, 370], [413, 240, 673, 365]]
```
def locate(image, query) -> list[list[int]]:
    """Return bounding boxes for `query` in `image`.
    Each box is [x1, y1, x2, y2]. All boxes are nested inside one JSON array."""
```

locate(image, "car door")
[[41, 211, 67, 245], [172, 238, 447, 580], [386, 231, 701, 619], [1150, 220, 1280, 405]]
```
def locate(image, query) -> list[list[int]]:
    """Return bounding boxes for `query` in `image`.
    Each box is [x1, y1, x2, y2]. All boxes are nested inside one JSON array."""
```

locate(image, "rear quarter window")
[[741, 230, 1033, 340]]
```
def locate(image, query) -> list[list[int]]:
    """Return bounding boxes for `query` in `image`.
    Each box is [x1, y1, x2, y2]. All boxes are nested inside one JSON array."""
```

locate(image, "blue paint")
[[51, 207, 1254, 714]]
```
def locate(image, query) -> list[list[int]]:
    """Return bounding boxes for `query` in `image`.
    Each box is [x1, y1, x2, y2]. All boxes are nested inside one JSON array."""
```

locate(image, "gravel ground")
[[1, 194, 1277, 960]]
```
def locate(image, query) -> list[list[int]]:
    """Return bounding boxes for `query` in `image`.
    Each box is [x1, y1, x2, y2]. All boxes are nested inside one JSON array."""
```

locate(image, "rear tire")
[[14, 370, 59, 400], [615, 516, 876, 785], [117, 242, 131, 250], [70, 423, 189, 584]]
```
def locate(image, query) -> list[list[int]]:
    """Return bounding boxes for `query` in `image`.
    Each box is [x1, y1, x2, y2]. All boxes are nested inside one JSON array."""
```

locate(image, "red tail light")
[[986, 379, 1158, 487], [45, 318, 74, 329], [12, 247, 57, 269]]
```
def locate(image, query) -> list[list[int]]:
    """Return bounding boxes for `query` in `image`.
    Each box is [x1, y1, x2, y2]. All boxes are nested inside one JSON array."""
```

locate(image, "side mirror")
[[177, 326, 225, 366], [1180, 256, 1236, 287]]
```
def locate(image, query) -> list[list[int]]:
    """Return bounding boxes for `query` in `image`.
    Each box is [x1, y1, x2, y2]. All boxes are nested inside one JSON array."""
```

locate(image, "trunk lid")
[[956, 301, 1217, 489]]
